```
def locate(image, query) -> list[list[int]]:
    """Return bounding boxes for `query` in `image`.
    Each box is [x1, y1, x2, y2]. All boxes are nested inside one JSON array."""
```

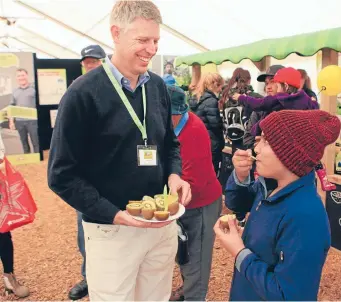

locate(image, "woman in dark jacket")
[[189, 73, 225, 174]]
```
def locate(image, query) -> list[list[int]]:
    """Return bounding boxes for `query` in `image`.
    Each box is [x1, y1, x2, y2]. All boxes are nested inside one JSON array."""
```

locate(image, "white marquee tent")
[[1, 0, 341, 60]]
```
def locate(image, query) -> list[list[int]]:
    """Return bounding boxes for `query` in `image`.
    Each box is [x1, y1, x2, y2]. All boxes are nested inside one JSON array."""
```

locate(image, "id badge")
[[137, 145, 158, 166]]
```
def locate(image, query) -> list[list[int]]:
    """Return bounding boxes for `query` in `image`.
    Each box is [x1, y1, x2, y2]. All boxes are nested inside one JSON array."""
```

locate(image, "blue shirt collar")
[[174, 112, 189, 137], [104, 56, 150, 92], [259, 170, 316, 203]]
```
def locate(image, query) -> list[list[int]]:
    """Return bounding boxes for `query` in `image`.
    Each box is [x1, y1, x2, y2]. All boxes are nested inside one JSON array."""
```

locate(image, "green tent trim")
[[175, 27, 341, 67]]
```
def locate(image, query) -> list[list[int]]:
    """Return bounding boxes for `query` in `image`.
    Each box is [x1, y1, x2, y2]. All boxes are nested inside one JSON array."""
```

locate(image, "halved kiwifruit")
[[155, 198, 166, 211], [154, 211, 170, 221], [142, 195, 154, 201], [220, 214, 236, 229], [126, 203, 143, 216], [141, 200, 156, 220], [129, 200, 142, 204], [168, 201, 179, 215], [166, 195, 179, 215]]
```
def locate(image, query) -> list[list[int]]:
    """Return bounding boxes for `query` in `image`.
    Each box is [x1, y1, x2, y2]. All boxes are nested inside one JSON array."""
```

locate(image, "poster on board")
[[37, 69, 67, 105], [0, 52, 40, 165], [326, 186, 341, 251]]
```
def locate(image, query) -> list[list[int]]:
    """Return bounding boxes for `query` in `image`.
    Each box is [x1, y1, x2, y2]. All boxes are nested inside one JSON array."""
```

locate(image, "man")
[[243, 65, 284, 149], [67, 44, 107, 301], [48, 1, 191, 301], [163, 62, 177, 86], [80, 45, 106, 73], [10, 68, 39, 154], [167, 85, 222, 301]]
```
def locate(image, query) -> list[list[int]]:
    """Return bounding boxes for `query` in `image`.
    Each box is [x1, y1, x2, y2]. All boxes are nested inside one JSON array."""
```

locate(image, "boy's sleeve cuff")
[[233, 170, 251, 187]]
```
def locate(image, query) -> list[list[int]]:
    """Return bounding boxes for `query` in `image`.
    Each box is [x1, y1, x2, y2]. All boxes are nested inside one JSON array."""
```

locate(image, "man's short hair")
[[17, 68, 28, 74], [110, 1, 162, 29]]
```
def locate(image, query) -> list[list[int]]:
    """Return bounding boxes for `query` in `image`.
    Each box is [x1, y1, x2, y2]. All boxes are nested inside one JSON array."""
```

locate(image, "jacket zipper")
[[256, 200, 262, 211]]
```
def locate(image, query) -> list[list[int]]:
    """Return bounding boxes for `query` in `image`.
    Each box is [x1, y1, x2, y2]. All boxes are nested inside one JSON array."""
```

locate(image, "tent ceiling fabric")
[[175, 27, 341, 67], [0, 0, 341, 60]]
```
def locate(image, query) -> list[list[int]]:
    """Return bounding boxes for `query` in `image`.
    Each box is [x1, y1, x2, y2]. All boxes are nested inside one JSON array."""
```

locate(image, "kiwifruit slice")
[[155, 198, 166, 211], [142, 196, 154, 201], [220, 214, 236, 229], [142, 208, 155, 220], [126, 203, 143, 216], [168, 201, 179, 215], [154, 211, 170, 221], [142, 200, 156, 210]]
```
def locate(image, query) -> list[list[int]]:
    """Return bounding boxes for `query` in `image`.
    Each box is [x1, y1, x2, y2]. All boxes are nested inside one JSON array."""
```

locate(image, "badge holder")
[[137, 140, 158, 166]]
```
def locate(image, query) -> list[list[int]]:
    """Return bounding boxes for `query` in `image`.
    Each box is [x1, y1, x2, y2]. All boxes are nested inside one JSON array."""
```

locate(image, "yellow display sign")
[[6, 106, 37, 120], [0, 53, 19, 68], [7, 153, 40, 166]]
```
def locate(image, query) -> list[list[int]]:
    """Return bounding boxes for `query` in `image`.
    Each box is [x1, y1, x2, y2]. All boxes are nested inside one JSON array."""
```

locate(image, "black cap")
[[257, 65, 285, 82], [80, 45, 106, 61]]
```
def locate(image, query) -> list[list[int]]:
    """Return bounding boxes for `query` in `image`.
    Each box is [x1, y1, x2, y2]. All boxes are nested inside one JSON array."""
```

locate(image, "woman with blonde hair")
[[189, 73, 225, 174]]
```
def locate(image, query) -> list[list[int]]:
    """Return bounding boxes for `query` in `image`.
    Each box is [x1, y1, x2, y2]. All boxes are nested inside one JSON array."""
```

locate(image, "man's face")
[[112, 17, 160, 75], [16, 70, 28, 87], [82, 58, 102, 73], [165, 64, 173, 75], [264, 76, 278, 96]]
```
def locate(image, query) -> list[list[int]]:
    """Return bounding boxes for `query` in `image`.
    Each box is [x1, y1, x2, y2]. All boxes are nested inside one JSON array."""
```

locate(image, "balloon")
[[317, 65, 341, 96]]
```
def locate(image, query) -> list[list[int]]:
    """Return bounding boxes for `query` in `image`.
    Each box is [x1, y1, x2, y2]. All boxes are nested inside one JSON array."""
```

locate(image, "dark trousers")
[[77, 211, 86, 279], [0, 232, 14, 273], [178, 198, 222, 301], [15, 120, 39, 154]]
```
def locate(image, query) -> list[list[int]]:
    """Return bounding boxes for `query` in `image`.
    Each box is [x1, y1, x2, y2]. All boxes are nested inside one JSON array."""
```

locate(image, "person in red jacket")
[[167, 85, 222, 301]]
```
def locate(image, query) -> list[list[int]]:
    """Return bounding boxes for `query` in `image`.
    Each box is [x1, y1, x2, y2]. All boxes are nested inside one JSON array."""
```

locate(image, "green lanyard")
[[102, 62, 148, 146]]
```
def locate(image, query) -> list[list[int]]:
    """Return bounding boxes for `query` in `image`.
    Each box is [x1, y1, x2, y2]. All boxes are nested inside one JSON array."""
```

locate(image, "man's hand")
[[168, 174, 191, 206], [214, 216, 245, 259], [9, 119, 15, 130], [113, 210, 171, 228], [232, 149, 253, 183]]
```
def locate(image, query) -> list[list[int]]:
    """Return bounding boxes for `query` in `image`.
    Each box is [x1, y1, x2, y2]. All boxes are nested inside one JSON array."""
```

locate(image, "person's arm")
[[243, 111, 261, 149], [47, 86, 120, 223], [224, 170, 258, 214], [239, 94, 277, 112], [163, 83, 182, 177], [236, 212, 330, 300]]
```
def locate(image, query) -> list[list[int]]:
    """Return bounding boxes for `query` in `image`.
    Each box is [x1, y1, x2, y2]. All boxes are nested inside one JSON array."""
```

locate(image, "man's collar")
[[104, 56, 150, 91]]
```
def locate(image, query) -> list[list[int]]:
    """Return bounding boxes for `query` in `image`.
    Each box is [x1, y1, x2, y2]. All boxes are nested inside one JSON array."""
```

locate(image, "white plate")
[[130, 203, 185, 223]]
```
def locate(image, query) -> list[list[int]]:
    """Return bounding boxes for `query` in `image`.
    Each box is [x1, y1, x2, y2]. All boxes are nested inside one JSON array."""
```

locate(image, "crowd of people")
[[0, 1, 340, 301]]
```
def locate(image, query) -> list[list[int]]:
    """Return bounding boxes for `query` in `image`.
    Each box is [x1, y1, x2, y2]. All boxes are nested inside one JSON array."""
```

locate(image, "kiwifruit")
[[142, 196, 154, 201], [220, 214, 236, 229], [155, 198, 166, 211], [154, 211, 170, 221], [142, 200, 156, 210], [142, 208, 155, 220], [128, 200, 142, 204], [126, 203, 143, 216], [168, 201, 179, 215]]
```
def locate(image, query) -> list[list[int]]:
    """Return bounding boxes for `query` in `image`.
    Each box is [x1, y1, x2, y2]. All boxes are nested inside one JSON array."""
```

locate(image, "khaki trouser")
[[83, 221, 178, 301]]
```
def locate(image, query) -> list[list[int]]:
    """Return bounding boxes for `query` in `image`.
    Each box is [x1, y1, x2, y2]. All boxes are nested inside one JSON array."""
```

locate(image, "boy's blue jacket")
[[225, 170, 331, 301]]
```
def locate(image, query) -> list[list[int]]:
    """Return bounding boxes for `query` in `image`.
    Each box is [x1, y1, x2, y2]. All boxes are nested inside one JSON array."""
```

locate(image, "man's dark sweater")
[[47, 66, 182, 225]]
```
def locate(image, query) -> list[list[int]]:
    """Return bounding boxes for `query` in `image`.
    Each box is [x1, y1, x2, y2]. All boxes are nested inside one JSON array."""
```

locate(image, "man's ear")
[[111, 25, 121, 44], [285, 83, 289, 91]]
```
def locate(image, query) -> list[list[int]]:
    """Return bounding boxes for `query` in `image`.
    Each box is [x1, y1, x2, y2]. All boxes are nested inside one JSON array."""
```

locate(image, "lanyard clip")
[[144, 139, 148, 147]]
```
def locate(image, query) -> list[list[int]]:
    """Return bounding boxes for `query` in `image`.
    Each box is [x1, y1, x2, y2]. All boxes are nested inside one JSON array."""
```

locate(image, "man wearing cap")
[[80, 45, 106, 73], [167, 85, 222, 301], [243, 65, 284, 149]]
